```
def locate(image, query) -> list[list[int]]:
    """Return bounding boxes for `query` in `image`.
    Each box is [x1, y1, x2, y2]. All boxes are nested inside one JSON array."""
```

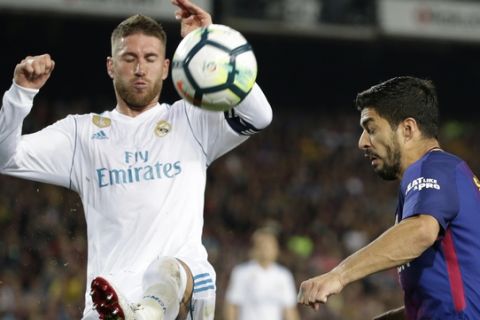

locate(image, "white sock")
[[136, 257, 187, 320]]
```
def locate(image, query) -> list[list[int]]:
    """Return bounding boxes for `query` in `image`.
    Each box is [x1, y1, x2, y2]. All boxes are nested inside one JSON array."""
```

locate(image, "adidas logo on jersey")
[[91, 130, 109, 140]]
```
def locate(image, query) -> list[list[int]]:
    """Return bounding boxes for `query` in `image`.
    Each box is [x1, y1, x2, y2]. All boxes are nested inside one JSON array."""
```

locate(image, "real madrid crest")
[[92, 115, 112, 128], [155, 120, 171, 137]]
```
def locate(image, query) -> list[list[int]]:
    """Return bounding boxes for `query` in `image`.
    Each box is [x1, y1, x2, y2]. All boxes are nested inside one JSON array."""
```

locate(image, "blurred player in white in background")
[[224, 227, 300, 320], [0, 0, 272, 318]]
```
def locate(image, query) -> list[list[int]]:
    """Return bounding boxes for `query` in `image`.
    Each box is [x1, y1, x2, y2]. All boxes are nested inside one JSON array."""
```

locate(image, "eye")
[[146, 55, 158, 63], [120, 53, 137, 63]]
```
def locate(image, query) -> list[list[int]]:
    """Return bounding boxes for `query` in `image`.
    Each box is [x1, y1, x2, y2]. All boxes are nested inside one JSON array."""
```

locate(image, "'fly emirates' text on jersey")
[[396, 150, 480, 319]]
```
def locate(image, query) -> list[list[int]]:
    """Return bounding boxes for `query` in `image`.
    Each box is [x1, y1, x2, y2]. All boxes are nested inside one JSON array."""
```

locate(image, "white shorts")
[[186, 297, 216, 320], [179, 257, 216, 320]]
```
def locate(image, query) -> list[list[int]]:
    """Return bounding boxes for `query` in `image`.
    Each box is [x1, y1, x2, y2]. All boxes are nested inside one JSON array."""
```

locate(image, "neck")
[[257, 260, 273, 269], [400, 139, 441, 178], [425, 145, 442, 153], [116, 101, 157, 117]]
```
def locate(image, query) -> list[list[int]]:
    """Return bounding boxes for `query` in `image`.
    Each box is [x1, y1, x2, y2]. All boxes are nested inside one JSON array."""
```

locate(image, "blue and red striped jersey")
[[396, 150, 480, 319]]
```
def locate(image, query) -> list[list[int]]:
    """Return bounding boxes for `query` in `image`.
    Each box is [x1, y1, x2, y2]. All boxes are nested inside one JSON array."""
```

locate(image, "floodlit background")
[[0, 0, 480, 319]]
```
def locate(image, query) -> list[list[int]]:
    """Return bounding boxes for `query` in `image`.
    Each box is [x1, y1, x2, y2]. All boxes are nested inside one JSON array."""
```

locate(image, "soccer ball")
[[171, 24, 257, 112]]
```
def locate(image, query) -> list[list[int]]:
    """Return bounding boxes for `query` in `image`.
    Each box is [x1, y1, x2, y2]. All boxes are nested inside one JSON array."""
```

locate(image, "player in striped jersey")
[[298, 76, 480, 319], [0, 0, 272, 319]]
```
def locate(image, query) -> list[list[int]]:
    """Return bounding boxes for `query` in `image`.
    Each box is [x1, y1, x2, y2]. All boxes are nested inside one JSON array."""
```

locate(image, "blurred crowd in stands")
[[0, 96, 478, 319], [226, 0, 374, 25]]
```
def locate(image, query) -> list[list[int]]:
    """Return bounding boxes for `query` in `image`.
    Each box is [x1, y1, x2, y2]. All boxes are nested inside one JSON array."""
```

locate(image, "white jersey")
[[225, 260, 298, 320], [0, 83, 272, 317]]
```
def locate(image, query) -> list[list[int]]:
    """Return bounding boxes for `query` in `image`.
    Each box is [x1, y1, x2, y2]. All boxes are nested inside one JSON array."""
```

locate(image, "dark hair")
[[111, 14, 167, 54], [355, 76, 439, 139]]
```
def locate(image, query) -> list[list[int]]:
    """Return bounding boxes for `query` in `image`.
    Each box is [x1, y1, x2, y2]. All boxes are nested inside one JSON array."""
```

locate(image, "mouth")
[[364, 152, 380, 167], [133, 80, 148, 90]]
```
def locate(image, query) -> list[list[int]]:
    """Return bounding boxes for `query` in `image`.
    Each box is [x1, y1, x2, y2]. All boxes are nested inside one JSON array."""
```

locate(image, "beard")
[[374, 135, 402, 181], [114, 77, 162, 111]]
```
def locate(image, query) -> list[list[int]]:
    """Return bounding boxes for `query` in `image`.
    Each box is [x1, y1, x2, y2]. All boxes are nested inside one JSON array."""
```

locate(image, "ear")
[[162, 58, 170, 80], [106, 57, 114, 79], [399, 117, 418, 142]]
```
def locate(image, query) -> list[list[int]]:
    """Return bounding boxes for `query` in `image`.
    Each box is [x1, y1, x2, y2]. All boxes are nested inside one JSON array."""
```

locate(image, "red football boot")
[[90, 276, 137, 320]]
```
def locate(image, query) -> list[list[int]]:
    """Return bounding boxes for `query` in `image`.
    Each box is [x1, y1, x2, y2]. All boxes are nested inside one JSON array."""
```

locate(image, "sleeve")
[[183, 83, 272, 165], [224, 83, 273, 136], [225, 266, 245, 305], [402, 161, 458, 230], [0, 83, 77, 188]]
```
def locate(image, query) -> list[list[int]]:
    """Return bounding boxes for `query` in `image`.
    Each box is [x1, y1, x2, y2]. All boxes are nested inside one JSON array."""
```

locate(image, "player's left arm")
[[211, 84, 272, 161], [298, 214, 440, 309], [171, 0, 274, 135], [225, 84, 273, 136], [182, 83, 272, 164]]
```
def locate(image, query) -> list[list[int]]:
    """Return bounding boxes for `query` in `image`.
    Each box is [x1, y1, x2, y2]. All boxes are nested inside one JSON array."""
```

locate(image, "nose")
[[134, 61, 146, 76], [358, 130, 370, 150]]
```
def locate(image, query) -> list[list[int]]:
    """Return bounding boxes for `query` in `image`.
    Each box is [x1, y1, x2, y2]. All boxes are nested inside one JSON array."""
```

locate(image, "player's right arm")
[[14, 54, 55, 90], [373, 306, 406, 320], [297, 214, 439, 309], [0, 55, 76, 188]]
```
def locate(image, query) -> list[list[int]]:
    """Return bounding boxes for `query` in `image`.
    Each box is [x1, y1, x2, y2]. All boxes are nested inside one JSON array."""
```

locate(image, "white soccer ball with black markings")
[[171, 24, 257, 112]]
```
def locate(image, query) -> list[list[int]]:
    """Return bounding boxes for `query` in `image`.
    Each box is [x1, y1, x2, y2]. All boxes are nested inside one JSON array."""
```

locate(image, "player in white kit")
[[0, 0, 272, 319], [224, 228, 299, 320]]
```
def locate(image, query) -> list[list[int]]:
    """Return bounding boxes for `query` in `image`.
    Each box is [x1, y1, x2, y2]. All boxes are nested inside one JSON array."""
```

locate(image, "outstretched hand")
[[14, 54, 55, 90], [172, 0, 212, 37]]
